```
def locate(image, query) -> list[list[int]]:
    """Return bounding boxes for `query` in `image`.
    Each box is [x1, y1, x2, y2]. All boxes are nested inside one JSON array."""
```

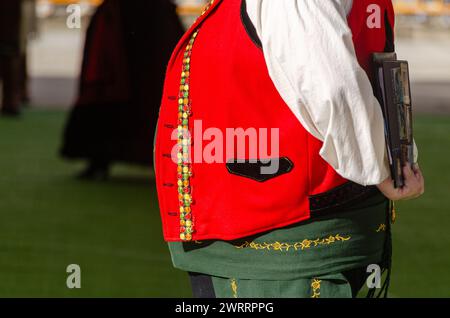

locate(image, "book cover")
[[372, 53, 414, 188]]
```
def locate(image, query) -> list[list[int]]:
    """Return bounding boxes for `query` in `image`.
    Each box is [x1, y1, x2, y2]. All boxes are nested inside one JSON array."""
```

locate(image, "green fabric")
[[168, 192, 390, 281], [211, 273, 353, 298]]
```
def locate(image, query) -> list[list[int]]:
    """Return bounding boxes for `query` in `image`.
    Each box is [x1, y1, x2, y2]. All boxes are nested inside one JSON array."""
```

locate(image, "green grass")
[[390, 115, 450, 297], [0, 109, 190, 297], [0, 109, 449, 297]]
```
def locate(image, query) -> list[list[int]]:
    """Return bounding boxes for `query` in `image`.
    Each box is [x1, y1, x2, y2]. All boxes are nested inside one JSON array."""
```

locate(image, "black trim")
[[309, 182, 382, 217], [384, 10, 395, 53], [226, 157, 293, 182], [240, 0, 262, 49]]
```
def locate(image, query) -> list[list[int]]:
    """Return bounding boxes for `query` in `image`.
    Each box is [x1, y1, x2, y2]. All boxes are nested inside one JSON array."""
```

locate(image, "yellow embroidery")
[[234, 234, 351, 252], [201, 0, 214, 15], [230, 278, 238, 298], [311, 278, 322, 298], [376, 224, 387, 232]]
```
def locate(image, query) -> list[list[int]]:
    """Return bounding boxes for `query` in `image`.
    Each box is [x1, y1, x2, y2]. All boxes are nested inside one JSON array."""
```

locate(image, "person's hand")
[[376, 164, 425, 201]]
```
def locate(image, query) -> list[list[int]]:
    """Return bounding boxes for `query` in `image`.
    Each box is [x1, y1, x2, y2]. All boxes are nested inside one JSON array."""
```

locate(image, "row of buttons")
[[162, 0, 216, 241]]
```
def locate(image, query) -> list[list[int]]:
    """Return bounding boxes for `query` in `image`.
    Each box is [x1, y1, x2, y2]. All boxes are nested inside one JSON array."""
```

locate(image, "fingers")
[[402, 164, 425, 199], [412, 163, 420, 174], [414, 165, 425, 196], [411, 163, 425, 196], [403, 164, 414, 180], [377, 164, 425, 201]]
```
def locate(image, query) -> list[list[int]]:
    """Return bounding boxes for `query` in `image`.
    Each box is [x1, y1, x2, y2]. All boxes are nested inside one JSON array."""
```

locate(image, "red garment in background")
[[61, 0, 184, 165]]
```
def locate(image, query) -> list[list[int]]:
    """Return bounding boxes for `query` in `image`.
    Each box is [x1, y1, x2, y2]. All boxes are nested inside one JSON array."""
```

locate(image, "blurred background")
[[0, 0, 449, 297]]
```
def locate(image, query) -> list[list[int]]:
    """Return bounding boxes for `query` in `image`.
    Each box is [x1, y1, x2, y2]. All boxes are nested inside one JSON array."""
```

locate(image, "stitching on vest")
[[234, 234, 351, 252], [176, 1, 216, 242]]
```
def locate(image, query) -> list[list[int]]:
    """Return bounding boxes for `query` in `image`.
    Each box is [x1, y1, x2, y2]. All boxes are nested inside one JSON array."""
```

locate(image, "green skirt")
[[169, 192, 391, 296]]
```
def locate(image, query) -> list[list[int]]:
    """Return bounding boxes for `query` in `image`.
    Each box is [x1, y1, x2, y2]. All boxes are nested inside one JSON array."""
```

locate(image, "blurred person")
[[155, 0, 425, 298], [0, 0, 22, 116], [0, 0, 35, 116], [19, 0, 37, 105], [61, 0, 184, 179]]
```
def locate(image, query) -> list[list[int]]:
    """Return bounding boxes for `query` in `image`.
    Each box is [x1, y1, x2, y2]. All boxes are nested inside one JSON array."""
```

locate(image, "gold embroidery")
[[177, 0, 215, 242], [230, 278, 238, 298], [201, 0, 215, 15], [311, 278, 322, 298], [234, 234, 351, 252], [376, 224, 387, 232]]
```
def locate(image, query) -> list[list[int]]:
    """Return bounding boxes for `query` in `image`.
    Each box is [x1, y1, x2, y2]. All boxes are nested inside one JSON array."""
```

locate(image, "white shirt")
[[245, 0, 394, 186]]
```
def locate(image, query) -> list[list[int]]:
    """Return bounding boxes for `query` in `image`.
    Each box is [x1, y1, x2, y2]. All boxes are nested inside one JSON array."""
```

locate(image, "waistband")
[[169, 191, 390, 281]]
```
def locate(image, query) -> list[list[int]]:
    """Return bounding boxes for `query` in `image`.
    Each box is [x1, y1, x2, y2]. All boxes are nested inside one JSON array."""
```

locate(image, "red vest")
[[155, 0, 395, 242]]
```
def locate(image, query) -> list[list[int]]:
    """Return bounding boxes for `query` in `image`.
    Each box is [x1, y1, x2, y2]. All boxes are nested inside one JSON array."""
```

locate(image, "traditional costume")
[[155, 0, 397, 297], [61, 0, 184, 177]]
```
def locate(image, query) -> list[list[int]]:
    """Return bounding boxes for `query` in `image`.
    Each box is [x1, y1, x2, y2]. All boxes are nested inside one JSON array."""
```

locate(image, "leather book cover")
[[372, 53, 414, 188]]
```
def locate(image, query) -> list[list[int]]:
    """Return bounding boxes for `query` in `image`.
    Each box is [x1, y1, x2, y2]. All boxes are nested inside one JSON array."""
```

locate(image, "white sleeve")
[[245, 0, 391, 186]]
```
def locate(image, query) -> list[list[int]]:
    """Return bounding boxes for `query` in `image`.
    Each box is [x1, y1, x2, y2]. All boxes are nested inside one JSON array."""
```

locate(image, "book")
[[372, 53, 414, 188]]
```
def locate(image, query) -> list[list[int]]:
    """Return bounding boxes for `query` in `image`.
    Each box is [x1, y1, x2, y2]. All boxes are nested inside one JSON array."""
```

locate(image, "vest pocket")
[[226, 157, 293, 182]]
